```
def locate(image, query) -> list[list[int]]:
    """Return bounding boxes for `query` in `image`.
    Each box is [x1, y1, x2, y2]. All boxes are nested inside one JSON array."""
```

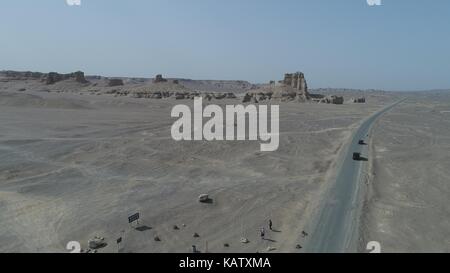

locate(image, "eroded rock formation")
[[153, 74, 168, 83], [351, 97, 366, 103], [283, 72, 307, 91], [242, 71, 309, 103], [0, 71, 44, 80], [45, 71, 88, 85], [319, 95, 344, 105], [0, 70, 88, 85], [108, 79, 124, 87]]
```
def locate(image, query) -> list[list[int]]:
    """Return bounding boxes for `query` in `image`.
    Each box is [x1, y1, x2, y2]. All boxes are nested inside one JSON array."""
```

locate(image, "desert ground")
[[0, 73, 400, 252], [3, 73, 444, 253], [360, 92, 450, 253]]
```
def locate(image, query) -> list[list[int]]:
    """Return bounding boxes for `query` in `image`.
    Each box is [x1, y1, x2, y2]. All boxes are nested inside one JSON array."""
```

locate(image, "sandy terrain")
[[361, 93, 450, 253], [0, 76, 398, 253]]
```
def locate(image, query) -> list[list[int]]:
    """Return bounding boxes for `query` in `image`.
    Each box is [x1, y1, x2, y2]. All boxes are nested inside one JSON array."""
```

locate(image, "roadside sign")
[[128, 213, 140, 224]]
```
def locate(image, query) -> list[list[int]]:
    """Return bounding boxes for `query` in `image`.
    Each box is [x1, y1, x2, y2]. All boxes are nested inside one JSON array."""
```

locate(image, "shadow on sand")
[[135, 225, 152, 232], [200, 198, 214, 204]]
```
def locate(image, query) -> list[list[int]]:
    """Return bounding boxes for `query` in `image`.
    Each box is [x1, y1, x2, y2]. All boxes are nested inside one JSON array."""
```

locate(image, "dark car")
[[353, 152, 361, 160], [358, 140, 365, 145]]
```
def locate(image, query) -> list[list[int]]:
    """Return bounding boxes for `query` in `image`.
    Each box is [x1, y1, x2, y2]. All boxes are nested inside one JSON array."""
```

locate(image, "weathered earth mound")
[[107, 79, 124, 87], [242, 72, 310, 103], [45, 71, 88, 85], [317, 95, 344, 105]]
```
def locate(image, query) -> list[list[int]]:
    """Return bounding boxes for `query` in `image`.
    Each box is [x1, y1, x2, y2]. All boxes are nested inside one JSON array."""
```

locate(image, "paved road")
[[306, 100, 404, 253]]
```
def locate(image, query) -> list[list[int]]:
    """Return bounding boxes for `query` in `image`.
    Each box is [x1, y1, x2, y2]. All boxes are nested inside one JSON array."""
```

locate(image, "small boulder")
[[198, 194, 210, 203], [88, 236, 106, 249]]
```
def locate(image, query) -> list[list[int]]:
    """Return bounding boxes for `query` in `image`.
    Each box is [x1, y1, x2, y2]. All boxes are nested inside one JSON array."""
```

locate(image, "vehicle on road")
[[358, 140, 365, 145], [353, 152, 361, 160]]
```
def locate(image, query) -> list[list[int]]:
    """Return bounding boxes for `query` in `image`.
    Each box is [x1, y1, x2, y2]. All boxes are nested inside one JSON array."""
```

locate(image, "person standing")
[[268, 219, 273, 231], [260, 227, 265, 240]]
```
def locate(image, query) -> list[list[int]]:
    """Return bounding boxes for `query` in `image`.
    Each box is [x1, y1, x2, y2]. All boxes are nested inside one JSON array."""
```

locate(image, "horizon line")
[[1, 68, 449, 93]]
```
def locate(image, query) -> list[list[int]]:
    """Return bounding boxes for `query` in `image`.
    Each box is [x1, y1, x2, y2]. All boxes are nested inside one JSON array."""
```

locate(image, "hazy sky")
[[1, 0, 449, 90]]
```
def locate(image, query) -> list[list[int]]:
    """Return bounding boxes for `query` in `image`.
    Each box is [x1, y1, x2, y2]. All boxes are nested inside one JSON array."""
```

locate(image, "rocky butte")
[[46, 71, 88, 85], [243, 71, 310, 103]]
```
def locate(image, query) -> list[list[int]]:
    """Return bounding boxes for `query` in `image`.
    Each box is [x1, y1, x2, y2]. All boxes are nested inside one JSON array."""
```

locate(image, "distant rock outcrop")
[[203, 93, 213, 101], [74, 71, 88, 84], [108, 79, 124, 87], [319, 95, 344, 105], [45, 71, 88, 85], [214, 93, 227, 100], [282, 72, 307, 90], [175, 92, 186, 100], [0, 71, 44, 80], [153, 74, 168, 83], [243, 71, 310, 103], [226, 92, 237, 99], [282, 72, 310, 100], [351, 97, 366, 103], [242, 93, 253, 103], [178, 79, 255, 93], [46, 72, 60, 85]]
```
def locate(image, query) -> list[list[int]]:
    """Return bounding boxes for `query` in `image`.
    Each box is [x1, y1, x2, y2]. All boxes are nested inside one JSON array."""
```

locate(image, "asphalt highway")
[[306, 100, 404, 253]]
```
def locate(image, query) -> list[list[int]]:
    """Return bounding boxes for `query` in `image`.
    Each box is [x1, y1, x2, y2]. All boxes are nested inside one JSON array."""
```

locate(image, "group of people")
[[260, 220, 308, 241]]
